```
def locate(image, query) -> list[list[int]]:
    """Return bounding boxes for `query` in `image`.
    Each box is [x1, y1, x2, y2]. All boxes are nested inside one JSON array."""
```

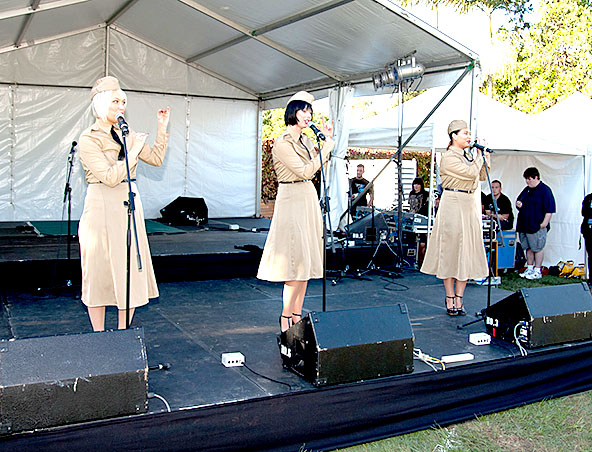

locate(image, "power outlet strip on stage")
[[221, 352, 245, 367], [441, 353, 474, 364], [469, 332, 491, 345]]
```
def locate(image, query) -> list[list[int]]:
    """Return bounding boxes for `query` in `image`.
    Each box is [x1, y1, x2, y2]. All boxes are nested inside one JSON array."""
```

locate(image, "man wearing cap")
[[257, 91, 334, 333], [78, 75, 170, 331]]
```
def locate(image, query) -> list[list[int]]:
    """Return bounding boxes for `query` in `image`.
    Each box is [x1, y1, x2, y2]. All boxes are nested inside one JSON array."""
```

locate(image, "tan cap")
[[287, 91, 314, 106], [447, 119, 468, 135], [90, 76, 121, 100]]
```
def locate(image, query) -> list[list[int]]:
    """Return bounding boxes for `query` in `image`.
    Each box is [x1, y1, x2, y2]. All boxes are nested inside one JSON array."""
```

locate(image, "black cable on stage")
[[243, 363, 292, 391], [381, 277, 409, 292]]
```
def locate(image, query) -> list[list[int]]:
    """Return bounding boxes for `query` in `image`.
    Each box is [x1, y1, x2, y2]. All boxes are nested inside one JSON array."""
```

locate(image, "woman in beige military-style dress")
[[257, 91, 334, 332], [421, 120, 490, 316], [78, 76, 170, 331]]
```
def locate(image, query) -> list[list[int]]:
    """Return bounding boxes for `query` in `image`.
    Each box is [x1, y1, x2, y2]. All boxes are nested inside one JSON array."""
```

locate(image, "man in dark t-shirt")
[[516, 167, 556, 280], [350, 164, 374, 217], [484, 180, 514, 230]]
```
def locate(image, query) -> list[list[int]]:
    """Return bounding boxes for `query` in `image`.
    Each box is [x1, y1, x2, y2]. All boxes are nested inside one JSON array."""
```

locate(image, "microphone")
[[472, 141, 493, 153], [308, 122, 325, 141], [116, 113, 129, 136], [68, 141, 77, 162]]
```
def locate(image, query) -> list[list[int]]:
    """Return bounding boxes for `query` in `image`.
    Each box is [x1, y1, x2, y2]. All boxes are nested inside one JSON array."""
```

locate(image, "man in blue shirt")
[[515, 167, 556, 280]]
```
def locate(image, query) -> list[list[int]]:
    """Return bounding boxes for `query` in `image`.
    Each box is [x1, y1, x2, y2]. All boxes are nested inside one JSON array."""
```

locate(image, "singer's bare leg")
[[118, 308, 135, 330], [281, 281, 308, 331], [88, 306, 105, 332]]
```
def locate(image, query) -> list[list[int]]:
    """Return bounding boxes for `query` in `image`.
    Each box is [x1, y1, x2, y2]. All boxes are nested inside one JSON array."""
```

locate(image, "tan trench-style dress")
[[257, 130, 334, 282], [421, 146, 490, 281], [78, 120, 169, 308]]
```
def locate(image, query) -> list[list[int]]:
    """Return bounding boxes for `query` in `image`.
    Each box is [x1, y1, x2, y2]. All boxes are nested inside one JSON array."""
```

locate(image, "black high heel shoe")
[[455, 294, 466, 316], [445, 295, 457, 316], [280, 315, 292, 332]]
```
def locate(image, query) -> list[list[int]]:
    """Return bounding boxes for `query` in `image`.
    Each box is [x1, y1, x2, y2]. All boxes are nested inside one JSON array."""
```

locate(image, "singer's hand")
[[516, 200, 523, 209], [321, 118, 334, 140], [130, 132, 149, 160], [475, 137, 488, 147], [157, 106, 170, 131]]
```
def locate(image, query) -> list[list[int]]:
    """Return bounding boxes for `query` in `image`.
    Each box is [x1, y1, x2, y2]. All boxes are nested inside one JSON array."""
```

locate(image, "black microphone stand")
[[314, 131, 333, 313], [63, 141, 77, 290], [459, 147, 504, 329], [119, 121, 143, 329]]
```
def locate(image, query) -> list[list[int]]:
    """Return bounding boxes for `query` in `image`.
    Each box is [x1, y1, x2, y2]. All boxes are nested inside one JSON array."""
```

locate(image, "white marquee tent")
[[0, 0, 478, 226], [348, 84, 590, 266]]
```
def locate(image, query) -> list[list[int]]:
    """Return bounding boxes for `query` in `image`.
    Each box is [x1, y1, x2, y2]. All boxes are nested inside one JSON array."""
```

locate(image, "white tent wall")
[[0, 86, 13, 219], [185, 96, 259, 218], [488, 154, 585, 268], [0, 28, 260, 221], [9, 86, 90, 221]]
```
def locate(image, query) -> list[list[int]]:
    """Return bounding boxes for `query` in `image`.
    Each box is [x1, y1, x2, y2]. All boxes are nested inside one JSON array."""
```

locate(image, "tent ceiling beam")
[[0, 0, 89, 20], [251, 0, 354, 36], [107, 0, 140, 26], [110, 25, 258, 97], [178, 0, 342, 81], [187, 0, 353, 63], [14, 0, 40, 48], [0, 24, 102, 54]]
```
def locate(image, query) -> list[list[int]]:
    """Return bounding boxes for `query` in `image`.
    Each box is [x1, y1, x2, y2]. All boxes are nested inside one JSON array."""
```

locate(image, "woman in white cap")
[[78, 76, 170, 331], [257, 91, 334, 332], [421, 120, 489, 316]]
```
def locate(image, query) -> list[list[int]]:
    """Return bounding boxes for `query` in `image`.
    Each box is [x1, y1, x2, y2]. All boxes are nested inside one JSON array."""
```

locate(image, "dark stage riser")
[[3, 342, 592, 452], [0, 243, 404, 291]]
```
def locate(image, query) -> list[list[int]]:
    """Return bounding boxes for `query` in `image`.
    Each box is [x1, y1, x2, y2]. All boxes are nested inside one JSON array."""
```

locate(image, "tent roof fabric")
[[0, 0, 477, 100]]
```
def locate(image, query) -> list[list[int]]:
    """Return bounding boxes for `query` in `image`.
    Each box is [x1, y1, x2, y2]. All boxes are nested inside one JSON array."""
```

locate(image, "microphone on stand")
[[471, 141, 494, 153], [116, 113, 129, 136], [308, 122, 325, 141], [68, 141, 77, 162]]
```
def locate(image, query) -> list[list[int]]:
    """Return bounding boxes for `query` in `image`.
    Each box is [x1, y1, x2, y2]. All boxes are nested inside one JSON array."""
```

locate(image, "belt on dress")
[[279, 180, 310, 184], [444, 187, 474, 194], [89, 178, 136, 184]]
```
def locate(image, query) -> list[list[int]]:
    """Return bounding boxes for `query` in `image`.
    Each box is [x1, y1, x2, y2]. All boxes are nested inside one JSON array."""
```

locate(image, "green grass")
[[335, 391, 592, 452], [499, 270, 585, 292], [330, 272, 592, 452]]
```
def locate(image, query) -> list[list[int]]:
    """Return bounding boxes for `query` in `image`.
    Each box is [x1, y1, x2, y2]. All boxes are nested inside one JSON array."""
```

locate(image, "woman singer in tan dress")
[[257, 91, 334, 332], [78, 76, 170, 331], [421, 120, 489, 316]]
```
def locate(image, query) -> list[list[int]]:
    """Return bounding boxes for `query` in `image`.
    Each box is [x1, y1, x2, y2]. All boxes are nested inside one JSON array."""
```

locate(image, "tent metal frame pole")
[[351, 62, 475, 206], [255, 100, 264, 217]]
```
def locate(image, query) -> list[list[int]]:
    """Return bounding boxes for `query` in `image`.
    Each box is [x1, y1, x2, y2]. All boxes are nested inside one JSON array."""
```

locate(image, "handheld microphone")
[[472, 141, 493, 153], [308, 122, 325, 141], [116, 113, 129, 136]]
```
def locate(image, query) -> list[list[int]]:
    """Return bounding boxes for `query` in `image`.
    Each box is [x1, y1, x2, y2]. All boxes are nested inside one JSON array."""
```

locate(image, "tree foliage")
[[491, 0, 592, 112]]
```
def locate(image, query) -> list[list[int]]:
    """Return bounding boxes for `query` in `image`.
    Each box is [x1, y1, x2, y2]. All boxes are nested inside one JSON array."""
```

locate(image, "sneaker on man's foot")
[[519, 268, 534, 278], [526, 271, 542, 280]]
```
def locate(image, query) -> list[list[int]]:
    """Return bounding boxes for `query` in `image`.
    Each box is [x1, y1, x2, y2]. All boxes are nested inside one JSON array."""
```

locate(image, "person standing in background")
[[516, 167, 556, 280]]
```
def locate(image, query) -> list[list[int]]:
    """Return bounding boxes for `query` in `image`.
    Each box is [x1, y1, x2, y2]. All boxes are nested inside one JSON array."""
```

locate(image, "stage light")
[[372, 56, 425, 90]]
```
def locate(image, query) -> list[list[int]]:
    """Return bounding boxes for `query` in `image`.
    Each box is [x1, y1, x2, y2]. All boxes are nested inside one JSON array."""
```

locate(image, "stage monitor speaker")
[[484, 283, 592, 348], [160, 196, 208, 225], [0, 328, 148, 434], [279, 305, 414, 386]]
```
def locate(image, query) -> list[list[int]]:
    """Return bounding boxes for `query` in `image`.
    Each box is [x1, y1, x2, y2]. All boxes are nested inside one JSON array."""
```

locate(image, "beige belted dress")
[[421, 146, 490, 281], [257, 130, 334, 282], [78, 121, 169, 308]]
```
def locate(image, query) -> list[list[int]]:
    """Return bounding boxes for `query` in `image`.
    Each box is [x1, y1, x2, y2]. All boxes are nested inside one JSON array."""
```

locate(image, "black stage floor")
[[2, 219, 592, 451]]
